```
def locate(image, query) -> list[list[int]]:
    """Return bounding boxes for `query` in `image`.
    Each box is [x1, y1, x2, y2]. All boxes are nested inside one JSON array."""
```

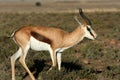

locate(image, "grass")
[[0, 12, 120, 80]]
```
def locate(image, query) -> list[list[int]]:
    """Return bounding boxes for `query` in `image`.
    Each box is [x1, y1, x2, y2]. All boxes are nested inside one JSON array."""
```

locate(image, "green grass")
[[0, 12, 120, 80]]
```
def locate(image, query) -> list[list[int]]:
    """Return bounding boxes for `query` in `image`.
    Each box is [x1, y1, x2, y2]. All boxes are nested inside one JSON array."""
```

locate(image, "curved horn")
[[79, 8, 91, 25], [74, 16, 81, 25]]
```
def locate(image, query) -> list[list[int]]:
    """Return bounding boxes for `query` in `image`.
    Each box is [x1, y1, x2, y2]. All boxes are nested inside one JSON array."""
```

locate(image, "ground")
[[0, 1, 120, 80]]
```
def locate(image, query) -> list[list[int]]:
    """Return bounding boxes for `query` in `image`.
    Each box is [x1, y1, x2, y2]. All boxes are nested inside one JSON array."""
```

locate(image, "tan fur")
[[11, 9, 97, 80], [11, 25, 85, 80], [14, 26, 85, 49]]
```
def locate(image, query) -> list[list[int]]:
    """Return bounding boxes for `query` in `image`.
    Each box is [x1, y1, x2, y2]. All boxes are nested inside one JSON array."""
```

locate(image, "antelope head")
[[78, 8, 97, 40]]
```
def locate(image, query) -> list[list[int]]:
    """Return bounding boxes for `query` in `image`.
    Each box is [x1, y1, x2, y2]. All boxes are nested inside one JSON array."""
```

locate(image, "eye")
[[87, 27, 91, 32]]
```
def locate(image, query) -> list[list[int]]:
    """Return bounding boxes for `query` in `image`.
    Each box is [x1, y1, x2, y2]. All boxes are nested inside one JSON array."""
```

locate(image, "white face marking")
[[30, 36, 51, 51], [84, 25, 97, 40]]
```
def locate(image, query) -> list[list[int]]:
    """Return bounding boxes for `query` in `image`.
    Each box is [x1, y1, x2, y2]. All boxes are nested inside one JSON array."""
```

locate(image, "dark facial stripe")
[[87, 27, 95, 38], [31, 31, 52, 44]]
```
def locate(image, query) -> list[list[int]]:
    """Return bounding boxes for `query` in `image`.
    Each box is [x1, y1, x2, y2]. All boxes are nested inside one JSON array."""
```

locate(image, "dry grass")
[[0, 12, 120, 80], [0, 1, 120, 13]]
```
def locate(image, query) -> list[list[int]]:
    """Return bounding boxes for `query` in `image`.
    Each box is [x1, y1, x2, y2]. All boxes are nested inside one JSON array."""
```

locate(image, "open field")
[[0, 0, 120, 13], [0, 0, 120, 80], [0, 12, 120, 80]]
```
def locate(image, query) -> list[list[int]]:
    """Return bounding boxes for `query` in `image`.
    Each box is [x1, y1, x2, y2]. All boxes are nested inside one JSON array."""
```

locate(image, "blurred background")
[[0, 0, 120, 13]]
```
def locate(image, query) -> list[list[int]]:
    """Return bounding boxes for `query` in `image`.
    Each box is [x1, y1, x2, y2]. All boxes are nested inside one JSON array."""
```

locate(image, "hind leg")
[[19, 43, 35, 80], [48, 48, 57, 71], [11, 48, 22, 80]]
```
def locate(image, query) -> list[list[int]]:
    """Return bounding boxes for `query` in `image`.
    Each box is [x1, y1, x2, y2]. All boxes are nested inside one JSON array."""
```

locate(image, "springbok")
[[10, 8, 97, 80]]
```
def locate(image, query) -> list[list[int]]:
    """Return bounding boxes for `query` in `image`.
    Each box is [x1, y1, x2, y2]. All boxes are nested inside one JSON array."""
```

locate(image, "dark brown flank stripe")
[[31, 31, 52, 44]]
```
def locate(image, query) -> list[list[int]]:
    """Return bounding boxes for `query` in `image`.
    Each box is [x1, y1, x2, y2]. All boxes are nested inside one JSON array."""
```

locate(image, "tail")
[[8, 31, 15, 38]]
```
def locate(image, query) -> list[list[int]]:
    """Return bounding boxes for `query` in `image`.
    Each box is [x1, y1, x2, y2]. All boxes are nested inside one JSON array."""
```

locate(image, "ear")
[[74, 16, 82, 26], [79, 8, 92, 25]]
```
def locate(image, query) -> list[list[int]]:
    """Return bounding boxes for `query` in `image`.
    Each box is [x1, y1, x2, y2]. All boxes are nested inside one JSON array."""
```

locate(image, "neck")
[[63, 26, 85, 47]]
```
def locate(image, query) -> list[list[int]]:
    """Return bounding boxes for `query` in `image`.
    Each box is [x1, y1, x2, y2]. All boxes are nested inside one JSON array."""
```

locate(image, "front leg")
[[57, 52, 62, 71], [49, 49, 57, 71]]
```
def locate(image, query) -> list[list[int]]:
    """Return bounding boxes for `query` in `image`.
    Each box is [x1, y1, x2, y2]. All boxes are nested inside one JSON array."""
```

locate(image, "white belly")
[[30, 37, 71, 53], [30, 37, 51, 51]]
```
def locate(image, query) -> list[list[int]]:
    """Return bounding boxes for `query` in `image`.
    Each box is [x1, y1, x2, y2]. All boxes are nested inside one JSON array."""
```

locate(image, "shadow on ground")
[[22, 60, 45, 80], [22, 59, 82, 80], [62, 62, 82, 72]]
